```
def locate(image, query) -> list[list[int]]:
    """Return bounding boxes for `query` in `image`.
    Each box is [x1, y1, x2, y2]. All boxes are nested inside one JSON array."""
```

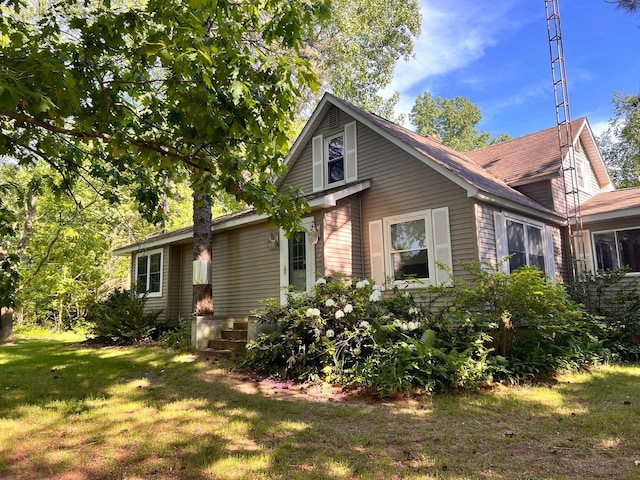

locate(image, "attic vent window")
[[328, 107, 339, 128]]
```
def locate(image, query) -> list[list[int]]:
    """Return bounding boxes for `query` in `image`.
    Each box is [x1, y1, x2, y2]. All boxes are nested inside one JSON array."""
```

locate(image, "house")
[[113, 93, 640, 350]]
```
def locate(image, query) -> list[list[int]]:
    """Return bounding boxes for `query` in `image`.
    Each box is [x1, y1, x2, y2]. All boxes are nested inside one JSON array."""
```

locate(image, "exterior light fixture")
[[308, 222, 320, 245], [267, 231, 279, 251]]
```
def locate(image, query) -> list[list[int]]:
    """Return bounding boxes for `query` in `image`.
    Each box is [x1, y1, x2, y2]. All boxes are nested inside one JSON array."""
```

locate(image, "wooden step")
[[232, 321, 249, 331]]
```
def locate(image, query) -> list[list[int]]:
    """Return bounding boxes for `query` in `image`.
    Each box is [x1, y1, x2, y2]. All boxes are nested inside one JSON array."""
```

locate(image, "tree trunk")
[[192, 189, 214, 317], [1, 307, 14, 344]]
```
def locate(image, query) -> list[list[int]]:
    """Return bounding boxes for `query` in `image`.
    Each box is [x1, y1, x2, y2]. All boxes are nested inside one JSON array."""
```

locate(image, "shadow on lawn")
[[2, 338, 639, 480]]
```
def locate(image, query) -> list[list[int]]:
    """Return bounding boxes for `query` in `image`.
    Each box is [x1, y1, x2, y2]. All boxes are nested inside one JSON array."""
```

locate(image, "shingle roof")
[[577, 188, 640, 218], [464, 119, 587, 185], [335, 96, 560, 217]]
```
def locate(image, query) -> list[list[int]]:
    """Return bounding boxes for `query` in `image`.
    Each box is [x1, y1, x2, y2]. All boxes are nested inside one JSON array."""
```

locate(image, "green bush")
[[158, 320, 193, 351], [85, 288, 161, 345], [246, 265, 607, 397], [428, 263, 603, 378], [567, 268, 640, 360]]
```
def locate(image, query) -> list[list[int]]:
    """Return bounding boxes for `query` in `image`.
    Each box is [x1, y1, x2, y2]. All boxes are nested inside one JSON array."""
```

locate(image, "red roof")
[[465, 119, 587, 185]]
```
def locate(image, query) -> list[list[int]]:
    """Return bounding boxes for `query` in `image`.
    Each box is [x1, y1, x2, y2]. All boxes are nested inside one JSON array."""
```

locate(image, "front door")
[[280, 217, 316, 304]]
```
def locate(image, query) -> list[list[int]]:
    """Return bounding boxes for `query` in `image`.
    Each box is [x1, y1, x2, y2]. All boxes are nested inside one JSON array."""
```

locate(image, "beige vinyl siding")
[[165, 244, 183, 325], [322, 196, 363, 279], [515, 181, 555, 211], [353, 123, 477, 281], [550, 177, 568, 215], [476, 203, 498, 267], [211, 222, 280, 318], [283, 110, 357, 194], [179, 244, 193, 321]]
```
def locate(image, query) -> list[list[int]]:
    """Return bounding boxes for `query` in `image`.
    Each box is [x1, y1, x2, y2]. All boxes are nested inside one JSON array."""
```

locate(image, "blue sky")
[[386, 0, 640, 139]]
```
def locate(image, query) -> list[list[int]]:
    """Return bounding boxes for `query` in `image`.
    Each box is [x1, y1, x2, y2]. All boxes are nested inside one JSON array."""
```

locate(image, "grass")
[[1, 333, 640, 479]]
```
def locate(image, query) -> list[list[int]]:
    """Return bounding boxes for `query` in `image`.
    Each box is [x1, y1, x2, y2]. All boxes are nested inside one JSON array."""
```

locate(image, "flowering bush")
[[245, 277, 426, 385], [245, 277, 490, 396]]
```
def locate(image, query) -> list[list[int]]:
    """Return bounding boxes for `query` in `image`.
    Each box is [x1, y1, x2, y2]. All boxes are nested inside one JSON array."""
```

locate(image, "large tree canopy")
[[598, 91, 640, 188], [0, 0, 330, 314], [1, 0, 327, 228], [409, 93, 510, 151], [305, 0, 421, 119]]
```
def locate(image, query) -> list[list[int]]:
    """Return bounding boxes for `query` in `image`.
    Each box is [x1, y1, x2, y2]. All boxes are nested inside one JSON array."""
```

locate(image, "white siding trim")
[[344, 121, 357, 183], [543, 225, 556, 279], [432, 207, 453, 285], [493, 212, 508, 273], [368, 220, 385, 286], [582, 229, 593, 273], [312, 135, 324, 193]]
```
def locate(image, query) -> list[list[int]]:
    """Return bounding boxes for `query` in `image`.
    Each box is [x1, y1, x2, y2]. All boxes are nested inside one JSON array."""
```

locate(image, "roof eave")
[[474, 192, 566, 225]]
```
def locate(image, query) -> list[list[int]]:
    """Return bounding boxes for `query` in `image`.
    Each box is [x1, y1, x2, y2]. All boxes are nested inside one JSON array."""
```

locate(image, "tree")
[[1, 0, 329, 319], [607, 0, 640, 14], [409, 93, 511, 151], [302, 0, 422, 120], [598, 91, 640, 188]]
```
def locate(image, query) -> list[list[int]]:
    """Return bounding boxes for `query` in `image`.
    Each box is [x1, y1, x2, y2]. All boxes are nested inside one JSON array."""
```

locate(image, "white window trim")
[[383, 209, 435, 289], [134, 248, 163, 298], [591, 227, 640, 276], [325, 131, 346, 188], [495, 212, 555, 277], [312, 121, 357, 192]]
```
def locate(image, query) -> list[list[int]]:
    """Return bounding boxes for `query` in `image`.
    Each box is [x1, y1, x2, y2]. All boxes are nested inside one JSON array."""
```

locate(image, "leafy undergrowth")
[[1, 335, 640, 479]]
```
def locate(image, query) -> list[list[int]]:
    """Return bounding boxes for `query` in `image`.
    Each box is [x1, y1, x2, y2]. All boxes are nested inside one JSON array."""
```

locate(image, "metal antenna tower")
[[545, 0, 586, 280]]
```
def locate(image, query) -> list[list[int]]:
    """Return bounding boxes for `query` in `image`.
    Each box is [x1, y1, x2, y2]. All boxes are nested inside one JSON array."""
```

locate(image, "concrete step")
[[208, 338, 247, 353], [221, 329, 248, 341], [233, 321, 249, 331]]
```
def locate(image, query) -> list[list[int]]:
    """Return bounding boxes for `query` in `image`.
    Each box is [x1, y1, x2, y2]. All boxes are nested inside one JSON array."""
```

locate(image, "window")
[[506, 219, 545, 273], [495, 212, 554, 276], [312, 121, 357, 192], [389, 217, 429, 280], [369, 208, 452, 288], [135, 249, 163, 297], [593, 227, 640, 273], [326, 133, 344, 185]]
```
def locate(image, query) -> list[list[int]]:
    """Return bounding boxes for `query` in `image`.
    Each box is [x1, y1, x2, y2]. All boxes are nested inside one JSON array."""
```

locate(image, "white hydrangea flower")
[[359, 320, 370, 329], [409, 306, 419, 316], [343, 303, 354, 314], [373, 284, 381, 291], [305, 308, 314, 317], [335, 310, 345, 320], [400, 322, 408, 331], [315, 277, 327, 286], [369, 289, 382, 302], [393, 319, 403, 328], [407, 321, 418, 331], [326, 329, 335, 338], [355, 279, 370, 289], [312, 308, 321, 317], [325, 298, 335, 307]]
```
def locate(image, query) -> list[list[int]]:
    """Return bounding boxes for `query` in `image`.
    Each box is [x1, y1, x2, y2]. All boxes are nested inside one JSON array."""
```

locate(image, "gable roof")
[[576, 188, 640, 222], [465, 118, 613, 190], [289, 93, 564, 223]]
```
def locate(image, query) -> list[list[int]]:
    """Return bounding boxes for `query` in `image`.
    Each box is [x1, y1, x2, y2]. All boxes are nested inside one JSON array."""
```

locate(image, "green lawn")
[[1, 334, 639, 480]]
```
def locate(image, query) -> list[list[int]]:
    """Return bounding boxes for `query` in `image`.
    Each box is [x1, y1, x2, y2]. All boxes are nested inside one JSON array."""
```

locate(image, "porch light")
[[308, 222, 320, 245], [267, 231, 279, 251]]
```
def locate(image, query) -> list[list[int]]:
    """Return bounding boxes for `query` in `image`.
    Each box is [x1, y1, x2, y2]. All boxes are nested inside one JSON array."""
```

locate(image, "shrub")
[[567, 268, 640, 359], [85, 288, 161, 345], [246, 265, 607, 397], [158, 320, 193, 351], [428, 263, 603, 378]]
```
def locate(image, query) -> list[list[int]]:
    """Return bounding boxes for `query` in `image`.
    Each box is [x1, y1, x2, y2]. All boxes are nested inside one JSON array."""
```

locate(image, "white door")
[[280, 217, 317, 304]]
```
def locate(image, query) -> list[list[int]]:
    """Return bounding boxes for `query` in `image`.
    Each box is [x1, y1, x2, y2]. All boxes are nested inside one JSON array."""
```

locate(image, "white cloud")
[[385, 0, 523, 96], [384, 0, 534, 125]]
